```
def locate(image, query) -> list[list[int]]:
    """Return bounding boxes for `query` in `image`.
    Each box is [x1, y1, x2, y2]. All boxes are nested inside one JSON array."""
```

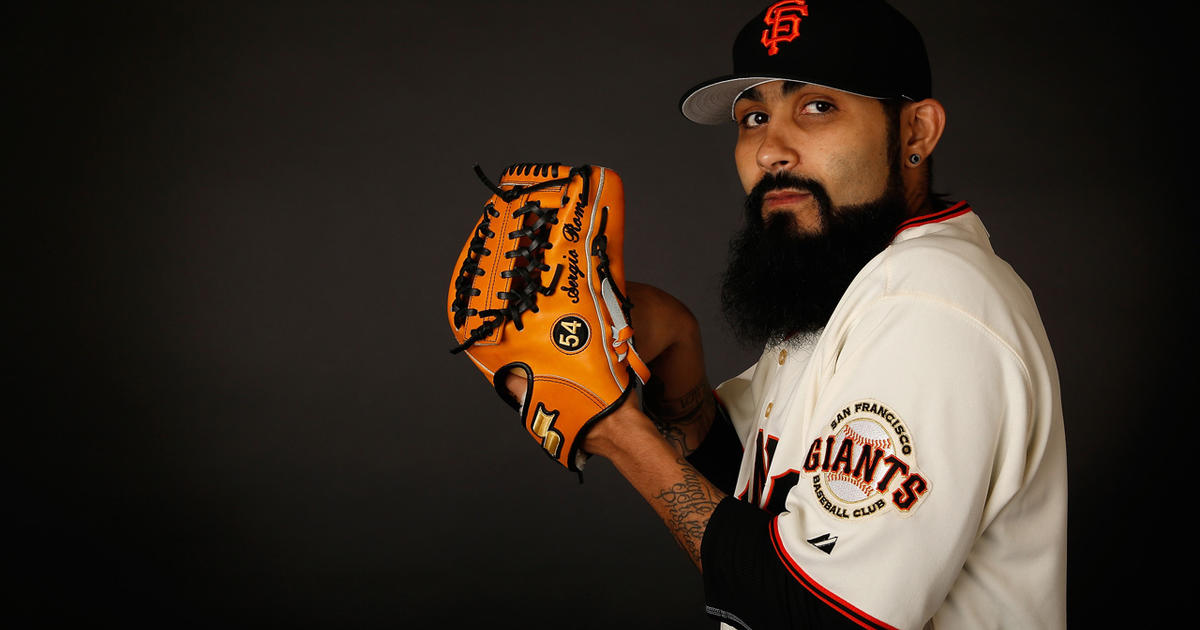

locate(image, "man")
[[510, 1, 1066, 628]]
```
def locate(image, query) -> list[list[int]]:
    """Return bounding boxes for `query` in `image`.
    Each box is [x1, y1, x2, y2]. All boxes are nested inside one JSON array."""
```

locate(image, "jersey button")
[[778, 349, 788, 365], [765, 402, 773, 418]]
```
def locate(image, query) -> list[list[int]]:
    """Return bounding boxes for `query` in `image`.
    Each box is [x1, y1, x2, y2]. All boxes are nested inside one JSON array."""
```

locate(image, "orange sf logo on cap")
[[761, 0, 809, 56]]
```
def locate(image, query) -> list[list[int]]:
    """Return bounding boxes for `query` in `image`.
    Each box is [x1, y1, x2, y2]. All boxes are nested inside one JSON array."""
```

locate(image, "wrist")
[[584, 402, 661, 461]]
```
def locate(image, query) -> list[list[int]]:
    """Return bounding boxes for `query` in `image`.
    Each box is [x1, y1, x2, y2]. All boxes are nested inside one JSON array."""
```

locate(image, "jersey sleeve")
[[703, 295, 1038, 629], [702, 496, 868, 630]]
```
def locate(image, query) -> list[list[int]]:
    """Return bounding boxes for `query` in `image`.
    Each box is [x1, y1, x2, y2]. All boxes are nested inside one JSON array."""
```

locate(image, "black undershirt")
[[689, 404, 872, 630]]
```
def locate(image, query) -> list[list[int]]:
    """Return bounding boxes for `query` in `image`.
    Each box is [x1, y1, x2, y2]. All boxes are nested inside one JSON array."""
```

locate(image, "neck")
[[900, 167, 932, 218], [905, 186, 931, 218]]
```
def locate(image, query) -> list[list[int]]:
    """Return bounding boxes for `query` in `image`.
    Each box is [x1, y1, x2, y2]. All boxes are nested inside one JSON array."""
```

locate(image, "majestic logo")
[[803, 400, 931, 520], [807, 533, 838, 555], [761, 0, 809, 56]]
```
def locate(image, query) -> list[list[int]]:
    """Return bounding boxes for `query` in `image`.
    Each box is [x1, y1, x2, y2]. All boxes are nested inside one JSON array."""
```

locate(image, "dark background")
[[11, 1, 1186, 627]]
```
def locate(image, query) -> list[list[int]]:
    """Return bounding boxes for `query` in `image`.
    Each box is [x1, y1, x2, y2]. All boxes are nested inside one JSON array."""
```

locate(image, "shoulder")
[[843, 208, 1047, 353], [825, 208, 1062, 407], [887, 210, 1032, 308]]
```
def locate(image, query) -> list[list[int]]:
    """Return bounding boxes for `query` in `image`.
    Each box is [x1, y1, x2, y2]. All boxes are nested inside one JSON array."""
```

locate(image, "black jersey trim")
[[702, 498, 876, 630], [686, 395, 744, 495], [768, 517, 898, 630]]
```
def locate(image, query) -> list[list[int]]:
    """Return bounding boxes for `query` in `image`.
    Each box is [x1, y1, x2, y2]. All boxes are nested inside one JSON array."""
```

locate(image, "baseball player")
[[471, 1, 1067, 628]]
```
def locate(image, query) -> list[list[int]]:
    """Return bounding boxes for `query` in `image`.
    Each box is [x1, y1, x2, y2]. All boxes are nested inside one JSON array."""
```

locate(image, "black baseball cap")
[[680, 0, 932, 124]]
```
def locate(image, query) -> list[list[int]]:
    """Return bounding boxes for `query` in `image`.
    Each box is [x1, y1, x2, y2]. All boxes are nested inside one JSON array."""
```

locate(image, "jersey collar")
[[892, 201, 972, 240]]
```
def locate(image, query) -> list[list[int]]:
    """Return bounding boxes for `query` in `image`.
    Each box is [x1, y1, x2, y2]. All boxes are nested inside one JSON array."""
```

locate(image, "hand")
[[505, 281, 714, 459], [501, 365, 641, 459]]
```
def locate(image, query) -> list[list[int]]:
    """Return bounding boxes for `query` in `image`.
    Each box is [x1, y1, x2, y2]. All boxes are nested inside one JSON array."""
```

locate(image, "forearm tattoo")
[[653, 457, 725, 569], [645, 382, 716, 457]]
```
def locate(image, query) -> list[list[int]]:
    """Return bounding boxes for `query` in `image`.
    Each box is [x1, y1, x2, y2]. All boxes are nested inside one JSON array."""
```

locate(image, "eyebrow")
[[734, 81, 809, 106]]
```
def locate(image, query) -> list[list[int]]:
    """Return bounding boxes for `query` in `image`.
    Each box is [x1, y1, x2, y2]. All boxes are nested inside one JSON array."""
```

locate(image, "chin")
[[763, 205, 824, 236]]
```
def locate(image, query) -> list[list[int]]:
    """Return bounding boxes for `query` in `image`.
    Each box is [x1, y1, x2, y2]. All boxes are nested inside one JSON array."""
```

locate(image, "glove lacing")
[[591, 205, 650, 383], [449, 165, 581, 354], [450, 203, 500, 330]]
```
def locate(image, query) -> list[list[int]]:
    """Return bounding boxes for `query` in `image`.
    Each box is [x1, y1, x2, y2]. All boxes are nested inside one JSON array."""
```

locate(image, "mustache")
[[723, 175, 908, 348], [745, 172, 834, 222]]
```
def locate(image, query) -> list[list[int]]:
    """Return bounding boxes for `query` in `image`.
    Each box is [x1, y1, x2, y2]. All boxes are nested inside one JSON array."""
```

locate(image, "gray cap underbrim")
[[681, 77, 782, 125], [680, 75, 892, 125]]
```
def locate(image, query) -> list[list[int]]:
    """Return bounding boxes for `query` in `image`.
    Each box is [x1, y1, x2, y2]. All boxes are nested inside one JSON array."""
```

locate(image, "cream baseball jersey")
[[707, 204, 1067, 629]]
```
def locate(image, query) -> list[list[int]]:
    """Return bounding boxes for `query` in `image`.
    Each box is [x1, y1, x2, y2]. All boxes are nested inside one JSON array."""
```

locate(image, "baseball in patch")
[[551, 314, 590, 354], [802, 399, 931, 520]]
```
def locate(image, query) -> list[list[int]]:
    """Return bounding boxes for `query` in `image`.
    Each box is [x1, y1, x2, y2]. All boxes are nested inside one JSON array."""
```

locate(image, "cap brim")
[[680, 76, 784, 125], [680, 75, 897, 125]]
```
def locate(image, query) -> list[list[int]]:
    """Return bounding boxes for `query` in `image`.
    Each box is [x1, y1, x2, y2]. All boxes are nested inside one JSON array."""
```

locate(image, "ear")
[[900, 98, 946, 167]]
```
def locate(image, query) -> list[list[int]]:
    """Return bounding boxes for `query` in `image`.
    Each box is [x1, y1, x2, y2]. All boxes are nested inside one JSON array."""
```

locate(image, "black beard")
[[720, 171, 907, 348]]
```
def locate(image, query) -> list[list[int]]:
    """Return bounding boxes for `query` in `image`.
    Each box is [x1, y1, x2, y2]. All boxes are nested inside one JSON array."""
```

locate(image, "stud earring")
[[908, 153, 922, 165]]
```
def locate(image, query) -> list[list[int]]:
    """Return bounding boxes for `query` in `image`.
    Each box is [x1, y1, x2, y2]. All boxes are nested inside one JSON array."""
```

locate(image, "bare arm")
[[505, 281, 727, 569], [601, 284, 730, 569], [625, 282, 718, 458], [584, 402, 727, 570]]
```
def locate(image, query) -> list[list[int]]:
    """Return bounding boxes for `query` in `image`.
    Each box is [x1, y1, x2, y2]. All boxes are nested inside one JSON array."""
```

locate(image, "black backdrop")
[[12, 1, 1186, 627]]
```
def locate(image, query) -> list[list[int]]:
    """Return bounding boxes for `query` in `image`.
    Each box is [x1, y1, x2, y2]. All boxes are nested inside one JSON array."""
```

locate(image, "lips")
[[762, 188, 812, 209]]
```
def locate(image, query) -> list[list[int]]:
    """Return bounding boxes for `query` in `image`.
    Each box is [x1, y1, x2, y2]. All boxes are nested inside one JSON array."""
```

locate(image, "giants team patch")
[[803, 400, 930, 520]]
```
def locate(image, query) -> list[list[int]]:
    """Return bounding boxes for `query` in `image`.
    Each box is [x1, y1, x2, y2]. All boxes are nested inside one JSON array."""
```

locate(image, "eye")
[[739, 111, 769, 128], [802, 100, 835, 114]]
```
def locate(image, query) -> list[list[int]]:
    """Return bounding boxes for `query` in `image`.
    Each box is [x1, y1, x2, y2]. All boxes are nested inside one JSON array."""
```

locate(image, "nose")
[[755, 125, 799, 174]]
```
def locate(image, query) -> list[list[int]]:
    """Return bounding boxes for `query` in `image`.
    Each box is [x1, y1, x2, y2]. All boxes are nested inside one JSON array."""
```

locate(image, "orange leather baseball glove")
[[448, 162, 650, 473]]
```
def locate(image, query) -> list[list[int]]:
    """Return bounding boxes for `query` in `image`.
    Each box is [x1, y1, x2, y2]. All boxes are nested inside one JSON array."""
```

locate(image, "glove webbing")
[[449, 165, 588, 355]]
